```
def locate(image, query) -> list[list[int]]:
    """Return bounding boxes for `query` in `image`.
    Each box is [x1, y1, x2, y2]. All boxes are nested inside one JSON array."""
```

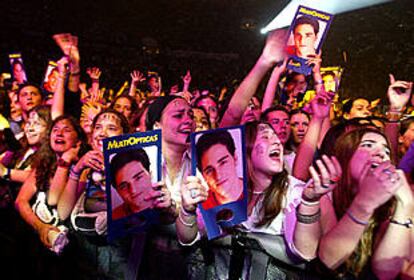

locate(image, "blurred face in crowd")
[[200, 143, 241, 204], [285, 74, 307, 96], [290, 112, 310, 146], [192, 108, 210, 132], [114, 160, 153, 213], [322, 74, 337, 93], [148, 77, 160, 92], [265, 110, 291, 145], [50, 119, 79, 155], [250, 123, 283, 176], [113, 97, 133, 120], [18, 85, 43, 113], [241, 97, 261, 124], [13, 62, 26, 84], [399, 121, 414, 154], [294, 23, 317, 58], [92, 112, 123, 152], [45, 68, 59, 93], [10, 94, 23, 122], [158, 98, 194, 148], [349, 132, 390, 181], [196, 97, 218, 126], [346, 98, 371, 120], [24, 111, 48, 146]]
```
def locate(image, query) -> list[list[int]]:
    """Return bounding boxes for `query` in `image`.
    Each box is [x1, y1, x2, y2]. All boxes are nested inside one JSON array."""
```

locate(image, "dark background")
[[0, 0, 412, 102]]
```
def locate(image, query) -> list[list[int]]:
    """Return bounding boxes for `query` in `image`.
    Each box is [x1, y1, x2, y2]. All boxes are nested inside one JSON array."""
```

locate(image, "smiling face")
[[158, 98, 194, 147], [114, 160, 153, 213], [349, 132, 391, 181], [250, 123, 283, 176], [50, 119, 79, 155], [92, 112, 124, 152], [200, 143, 239, 198], [290, 112, 310, 145], [24, 111, 48, 146]]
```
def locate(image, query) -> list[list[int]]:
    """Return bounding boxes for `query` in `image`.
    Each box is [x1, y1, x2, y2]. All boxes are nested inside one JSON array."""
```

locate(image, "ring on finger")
[[190, 189, 198, 199], [158, 196, 165, 202]]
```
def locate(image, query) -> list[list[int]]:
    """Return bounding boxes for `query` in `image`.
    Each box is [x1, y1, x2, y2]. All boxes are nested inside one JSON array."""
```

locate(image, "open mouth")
[[269, 149, 281, 160], [54, 139, 66, 145]]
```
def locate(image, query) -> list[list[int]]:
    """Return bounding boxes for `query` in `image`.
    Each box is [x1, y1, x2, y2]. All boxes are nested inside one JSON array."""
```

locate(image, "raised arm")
[[385, 74, 413, 160], [51, 56, 69, 120], [293, 90, 332, 181], [261, 59, 287, 112], [294, 155, 341, 260], [220, 30, 286, 127]]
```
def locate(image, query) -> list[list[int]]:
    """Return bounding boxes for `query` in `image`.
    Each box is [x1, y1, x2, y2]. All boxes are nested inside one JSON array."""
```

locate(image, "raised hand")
[[130, 70, 145, 85], [73, 150, 104, 174], [61, 141, 81, 164], [56, 56, 70, 76], [181, 176, 208, 213], [86, 67, 102, 80], [387, 74, 413, 111], [302, 155, 342, 201], [356, 160, 401, 213], [260, 29, 288, 66]]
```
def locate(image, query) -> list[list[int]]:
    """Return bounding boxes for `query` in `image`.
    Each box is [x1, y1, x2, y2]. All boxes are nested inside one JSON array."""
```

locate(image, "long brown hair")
[[245, 121, 289, 227], [34, 115, 88, 191], [333, 127, 394, 276]]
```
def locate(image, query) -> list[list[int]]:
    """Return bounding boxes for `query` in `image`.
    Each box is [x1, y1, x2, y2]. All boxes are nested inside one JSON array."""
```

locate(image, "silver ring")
[[190, 189, 198, 199], [158, 196, 164, 202], [383, 168, 393, 175]]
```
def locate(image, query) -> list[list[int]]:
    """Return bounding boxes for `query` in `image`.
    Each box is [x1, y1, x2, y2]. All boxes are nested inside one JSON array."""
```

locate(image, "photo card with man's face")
[[191, 125, 248, 240], [103, 129, 162, 242], [285, 6, 333, 76], [9, 53, 27, 84]]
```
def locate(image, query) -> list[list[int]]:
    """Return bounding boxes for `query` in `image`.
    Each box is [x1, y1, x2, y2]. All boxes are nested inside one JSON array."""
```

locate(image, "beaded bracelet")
[[296, 209, 321, 224], [346, 210, 369, 226], [181, 206, 197, 217]]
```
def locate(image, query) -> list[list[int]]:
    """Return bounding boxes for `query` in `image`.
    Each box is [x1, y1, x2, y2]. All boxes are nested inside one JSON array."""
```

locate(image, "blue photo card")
[[103, 129, 162, 242], [191, 125, 248, 240], [9, 53, 27, 85], [286, 6, 334, 76]]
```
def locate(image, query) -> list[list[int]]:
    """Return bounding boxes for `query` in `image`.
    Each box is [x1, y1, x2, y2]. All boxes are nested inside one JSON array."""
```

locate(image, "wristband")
[[314, 80, 324, 85], [296, 209, 321, 224], [178, 211, 196, 227], [91, 78, 99, 83], [301, 198, 320, 207], [346, 210, 369, 226], [3, 168, 11, 180], [70, 71, 80, 76]]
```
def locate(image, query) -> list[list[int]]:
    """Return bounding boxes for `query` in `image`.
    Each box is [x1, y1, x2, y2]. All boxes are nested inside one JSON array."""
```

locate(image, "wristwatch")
[[390, 217, 413, 228]]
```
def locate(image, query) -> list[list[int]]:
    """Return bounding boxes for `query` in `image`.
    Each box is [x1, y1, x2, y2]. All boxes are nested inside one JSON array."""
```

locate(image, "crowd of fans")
[[0, 28, 414, 280]]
